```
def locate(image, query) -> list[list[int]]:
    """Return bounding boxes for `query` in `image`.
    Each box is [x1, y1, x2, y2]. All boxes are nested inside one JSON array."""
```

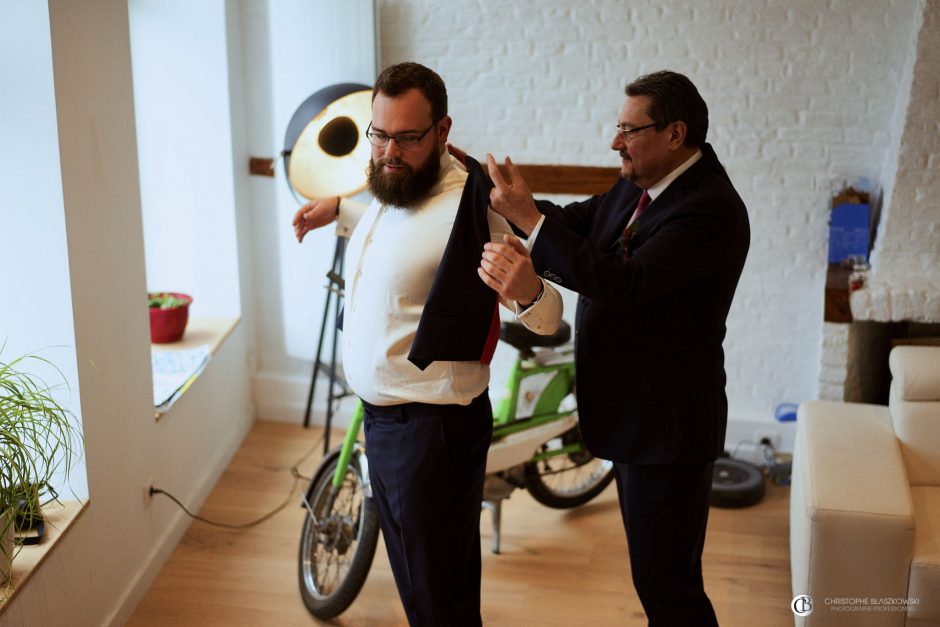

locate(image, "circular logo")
[[792, 594, 814, 616]]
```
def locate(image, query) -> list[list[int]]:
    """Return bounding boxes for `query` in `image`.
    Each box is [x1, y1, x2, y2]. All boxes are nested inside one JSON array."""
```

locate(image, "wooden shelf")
[[824, 264, 853, 323], [151, 316, 240, 356]]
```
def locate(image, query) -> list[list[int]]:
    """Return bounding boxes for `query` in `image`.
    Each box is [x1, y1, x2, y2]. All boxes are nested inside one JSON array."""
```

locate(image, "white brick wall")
[[378, 0, 927, 423], [859, 0, 940, 322], [819, 322, 850, 401]]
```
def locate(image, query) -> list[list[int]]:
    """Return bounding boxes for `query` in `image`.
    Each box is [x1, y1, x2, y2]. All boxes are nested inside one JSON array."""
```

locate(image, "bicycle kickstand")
[[482, 499, 502, 554]]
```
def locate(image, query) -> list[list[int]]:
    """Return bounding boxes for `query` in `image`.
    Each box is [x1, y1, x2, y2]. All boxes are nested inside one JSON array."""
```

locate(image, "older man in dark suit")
[[484, 70, 750, 626]]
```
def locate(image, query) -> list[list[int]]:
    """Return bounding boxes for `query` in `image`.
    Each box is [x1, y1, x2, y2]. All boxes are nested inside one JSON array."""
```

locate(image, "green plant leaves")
[[0, 350, 83, 573], [147, 293, 186, 309]]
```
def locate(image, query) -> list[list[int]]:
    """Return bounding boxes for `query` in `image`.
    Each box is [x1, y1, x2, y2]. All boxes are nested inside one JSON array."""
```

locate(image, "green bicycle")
[[297, 319, 615, 619]]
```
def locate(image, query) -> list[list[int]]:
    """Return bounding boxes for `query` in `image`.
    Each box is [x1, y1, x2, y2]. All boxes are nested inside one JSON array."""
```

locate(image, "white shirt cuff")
[[335, 197, 369, 238], [524, 214, 547, 251], [514, 277, 561, 335]]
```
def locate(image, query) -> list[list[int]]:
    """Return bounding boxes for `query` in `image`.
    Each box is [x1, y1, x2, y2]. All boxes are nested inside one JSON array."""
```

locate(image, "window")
[[129, 0, 242, 320], [0, 0, 88, 503]]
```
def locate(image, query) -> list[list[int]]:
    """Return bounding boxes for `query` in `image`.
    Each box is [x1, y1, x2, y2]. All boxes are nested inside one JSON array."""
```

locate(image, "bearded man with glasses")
[[292, 62, 561, 626], [483, 70, 750, 626]]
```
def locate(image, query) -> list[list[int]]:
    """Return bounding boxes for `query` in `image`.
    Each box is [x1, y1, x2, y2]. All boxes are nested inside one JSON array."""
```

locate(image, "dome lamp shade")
[[283, 83, 373, 200]]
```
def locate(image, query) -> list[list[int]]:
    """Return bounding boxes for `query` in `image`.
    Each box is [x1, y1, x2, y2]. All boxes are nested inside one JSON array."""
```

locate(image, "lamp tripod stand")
[[303, 235, 353, 455]]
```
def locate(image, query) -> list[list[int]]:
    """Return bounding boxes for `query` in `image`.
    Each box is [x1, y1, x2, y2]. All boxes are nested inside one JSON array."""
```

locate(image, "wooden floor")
[[127, 421, 793, 627]]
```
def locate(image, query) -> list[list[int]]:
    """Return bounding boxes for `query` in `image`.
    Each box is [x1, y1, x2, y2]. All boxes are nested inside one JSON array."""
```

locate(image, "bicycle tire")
[[523, 426, 615, 509], [298, 447, 380, 619]]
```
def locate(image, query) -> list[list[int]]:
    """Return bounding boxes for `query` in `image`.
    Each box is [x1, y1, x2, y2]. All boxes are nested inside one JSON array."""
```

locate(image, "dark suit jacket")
[[531, 143, 750, 464], [407, 156, 499, 370]]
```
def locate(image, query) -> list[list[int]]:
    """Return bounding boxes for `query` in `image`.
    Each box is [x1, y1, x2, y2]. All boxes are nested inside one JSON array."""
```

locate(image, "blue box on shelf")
[[827, 201, 870, 264], [827, 181, 871, 265]]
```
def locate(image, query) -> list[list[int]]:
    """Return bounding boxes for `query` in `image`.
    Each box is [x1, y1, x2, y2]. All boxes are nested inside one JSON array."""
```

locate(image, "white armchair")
[[791, 345, 940, 627]]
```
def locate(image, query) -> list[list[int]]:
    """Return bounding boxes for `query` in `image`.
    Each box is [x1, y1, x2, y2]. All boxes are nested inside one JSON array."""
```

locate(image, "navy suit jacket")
[[407, 156, 499, 370], [531, 143, 750, 464]]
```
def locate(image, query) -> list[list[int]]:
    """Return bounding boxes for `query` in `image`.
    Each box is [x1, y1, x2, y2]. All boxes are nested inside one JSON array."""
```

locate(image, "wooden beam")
[[249, 157, 275, 177], [248, 156, 620, 197], [511, 164, 620, 195]]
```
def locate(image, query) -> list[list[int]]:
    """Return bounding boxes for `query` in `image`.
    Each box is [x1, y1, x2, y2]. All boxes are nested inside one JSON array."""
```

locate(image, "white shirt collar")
[[646, 149, 703, 201]]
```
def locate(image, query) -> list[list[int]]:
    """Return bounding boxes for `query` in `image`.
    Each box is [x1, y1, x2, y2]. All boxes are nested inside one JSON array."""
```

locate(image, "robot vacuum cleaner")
[[711, 457, 766, 508]]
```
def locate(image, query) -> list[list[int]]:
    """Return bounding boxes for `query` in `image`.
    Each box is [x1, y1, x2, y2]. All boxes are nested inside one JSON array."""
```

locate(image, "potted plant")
[[0, 348, 82, 581], [148, 292, 193, 343]]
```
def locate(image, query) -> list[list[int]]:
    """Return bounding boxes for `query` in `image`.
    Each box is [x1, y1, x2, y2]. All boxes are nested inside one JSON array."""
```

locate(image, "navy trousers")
[[614, 461, 719, 627], [362, 391, 492, 627]]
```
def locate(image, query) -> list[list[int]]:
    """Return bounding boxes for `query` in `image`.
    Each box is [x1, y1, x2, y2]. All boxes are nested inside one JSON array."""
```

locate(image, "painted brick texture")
[[378, 0, 929, 419], [859, 0, 940, 322]]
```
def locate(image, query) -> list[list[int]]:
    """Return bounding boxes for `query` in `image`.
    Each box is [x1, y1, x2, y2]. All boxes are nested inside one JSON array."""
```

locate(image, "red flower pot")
[[148, 292, 193, 343]]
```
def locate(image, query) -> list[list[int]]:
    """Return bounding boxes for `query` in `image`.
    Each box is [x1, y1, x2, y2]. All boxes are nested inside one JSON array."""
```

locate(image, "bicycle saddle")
[[499, 320, 571, 355]]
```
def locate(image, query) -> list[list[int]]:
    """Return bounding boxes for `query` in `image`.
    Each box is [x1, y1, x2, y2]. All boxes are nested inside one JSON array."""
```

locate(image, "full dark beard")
[[367, 146, 442, 208]]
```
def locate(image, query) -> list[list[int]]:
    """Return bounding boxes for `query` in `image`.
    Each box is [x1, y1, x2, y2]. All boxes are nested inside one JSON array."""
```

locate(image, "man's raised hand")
[[292, 196, 339, 243], [478, 234, 543, 306], [486, 154, 542, 236]]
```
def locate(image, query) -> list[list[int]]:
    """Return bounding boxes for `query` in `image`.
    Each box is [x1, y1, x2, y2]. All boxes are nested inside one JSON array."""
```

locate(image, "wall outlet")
[[143, 477, 155, 505], [754, 430, 780, 448]]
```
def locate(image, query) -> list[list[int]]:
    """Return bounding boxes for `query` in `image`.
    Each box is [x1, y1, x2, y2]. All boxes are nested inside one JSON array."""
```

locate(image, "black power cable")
[[149, 430, 325, 529]]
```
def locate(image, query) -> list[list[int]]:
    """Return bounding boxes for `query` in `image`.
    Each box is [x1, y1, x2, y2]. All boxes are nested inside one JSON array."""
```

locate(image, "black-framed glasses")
[[615, 122, 657, 141], [365, 121, 437, 150]]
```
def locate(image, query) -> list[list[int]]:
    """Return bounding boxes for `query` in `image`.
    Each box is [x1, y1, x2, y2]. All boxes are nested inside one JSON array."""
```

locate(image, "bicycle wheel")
[[523, 426, 615, 509], [298, 447, 380, 619]]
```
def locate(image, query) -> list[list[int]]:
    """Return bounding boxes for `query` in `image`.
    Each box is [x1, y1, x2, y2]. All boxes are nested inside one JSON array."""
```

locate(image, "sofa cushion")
[[798, 401, 911, 514], [891, 381, 940, 487], [909, 486, 940, 622], [890, 346, 940, 402]]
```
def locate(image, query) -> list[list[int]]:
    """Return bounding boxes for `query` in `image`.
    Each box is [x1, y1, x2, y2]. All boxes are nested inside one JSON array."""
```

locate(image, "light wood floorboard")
[[127, 420, 793, 626]]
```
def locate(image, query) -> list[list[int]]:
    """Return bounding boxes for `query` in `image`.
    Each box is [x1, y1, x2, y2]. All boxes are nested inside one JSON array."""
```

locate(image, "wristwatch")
[[522, 280, 545, 310]]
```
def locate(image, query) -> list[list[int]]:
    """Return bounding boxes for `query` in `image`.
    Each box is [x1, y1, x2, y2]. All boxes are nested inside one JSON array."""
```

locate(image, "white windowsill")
[[152, 316, 241, 419], [0, 499, 88, 611]]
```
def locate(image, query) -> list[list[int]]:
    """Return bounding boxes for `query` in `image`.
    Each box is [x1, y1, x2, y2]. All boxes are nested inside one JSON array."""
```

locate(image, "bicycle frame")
[[325, 346, 579, 492], [494, 357, 573, 424], [324, 351, 583, 497], [331, 403, 367, 493], [491, 350, 577, 460]]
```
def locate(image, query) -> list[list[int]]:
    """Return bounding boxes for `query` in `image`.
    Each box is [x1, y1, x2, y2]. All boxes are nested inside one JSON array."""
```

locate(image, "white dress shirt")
[[336, 152, 562, 407], [625, 149, 703, 229]]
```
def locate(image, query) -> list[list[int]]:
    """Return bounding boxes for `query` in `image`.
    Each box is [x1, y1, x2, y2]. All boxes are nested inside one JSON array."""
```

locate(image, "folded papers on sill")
[[152, 344, 210, 413]]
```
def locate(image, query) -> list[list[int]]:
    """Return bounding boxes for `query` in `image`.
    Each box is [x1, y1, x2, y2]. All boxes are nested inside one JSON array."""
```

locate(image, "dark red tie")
[[635, 190, 651, 219], [621, 191, 650, 259]]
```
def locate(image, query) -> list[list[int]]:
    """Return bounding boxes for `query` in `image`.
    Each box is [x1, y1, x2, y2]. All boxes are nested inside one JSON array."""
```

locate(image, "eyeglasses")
[[365, 121, 437, 150], [615, 122, 658, 141]]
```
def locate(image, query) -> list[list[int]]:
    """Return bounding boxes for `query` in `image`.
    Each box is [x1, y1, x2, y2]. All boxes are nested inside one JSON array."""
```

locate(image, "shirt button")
[[356, 270, 362, 278], [367, 238, 373, 245]]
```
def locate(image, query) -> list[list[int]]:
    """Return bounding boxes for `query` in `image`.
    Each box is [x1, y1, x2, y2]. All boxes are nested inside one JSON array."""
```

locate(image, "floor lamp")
[[282, 83, 371, 453]]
